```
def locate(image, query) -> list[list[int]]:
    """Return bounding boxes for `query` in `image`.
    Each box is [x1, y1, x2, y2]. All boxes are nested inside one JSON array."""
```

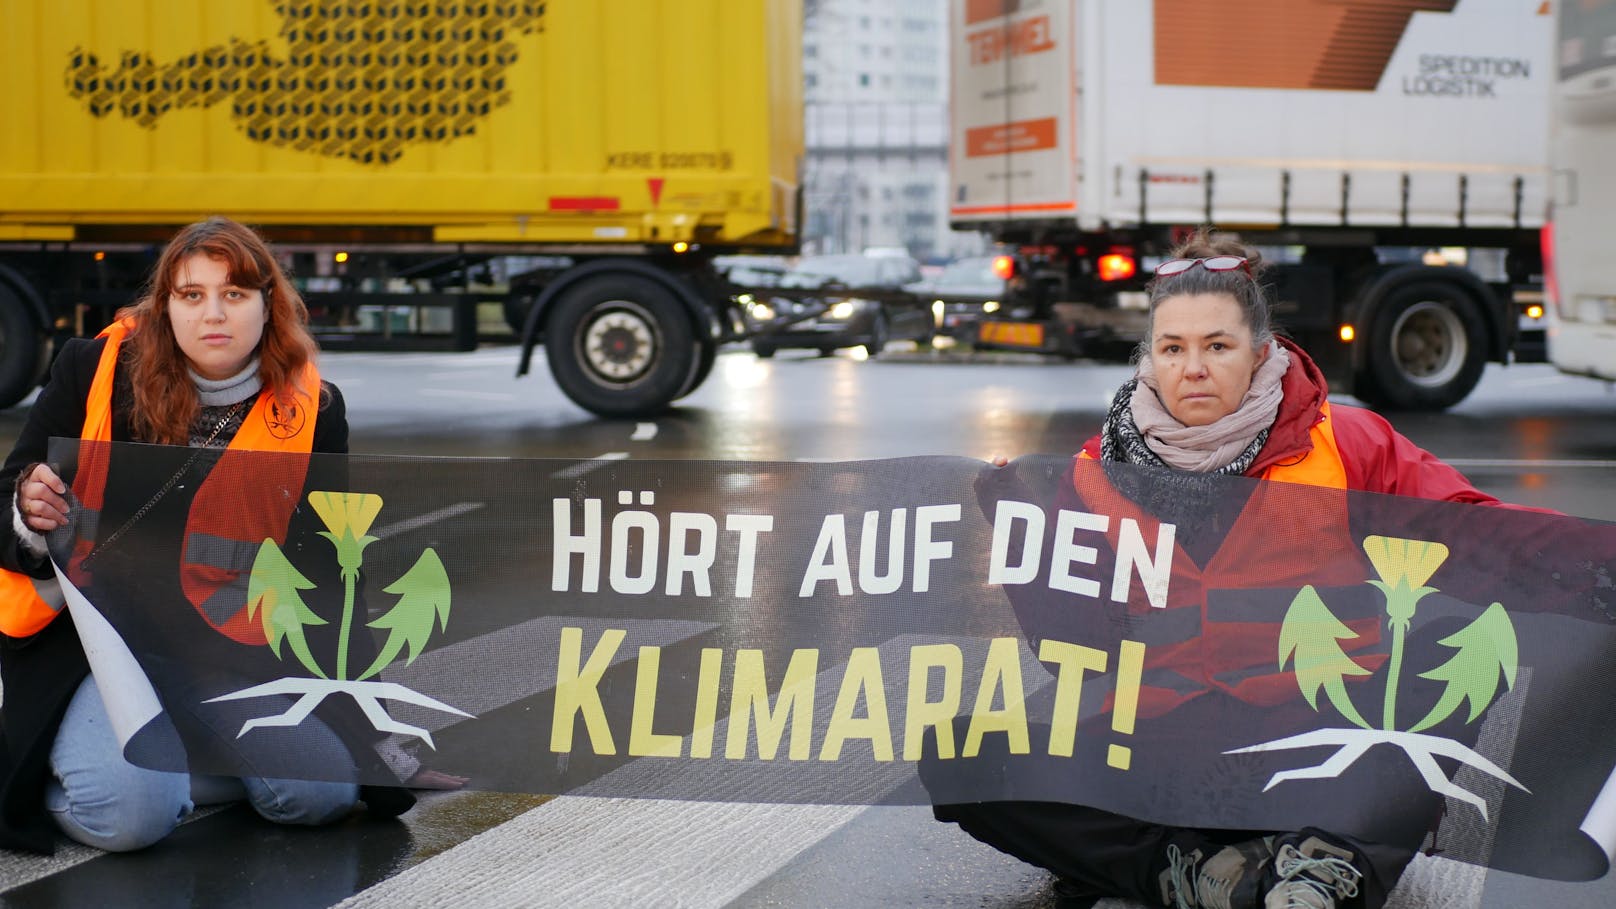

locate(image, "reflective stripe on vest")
[[0, 319, 319, 638]]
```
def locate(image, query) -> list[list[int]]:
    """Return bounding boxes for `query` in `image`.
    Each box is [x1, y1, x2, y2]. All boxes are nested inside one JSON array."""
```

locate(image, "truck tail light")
[[1097, 252, 1137, 282], [1542, 216, 1561, 317], [992, 255, 1016, 280]]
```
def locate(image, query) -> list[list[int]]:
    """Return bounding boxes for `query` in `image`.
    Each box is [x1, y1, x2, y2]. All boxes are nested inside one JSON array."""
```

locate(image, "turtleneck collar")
[[190, 357, 263, 407]]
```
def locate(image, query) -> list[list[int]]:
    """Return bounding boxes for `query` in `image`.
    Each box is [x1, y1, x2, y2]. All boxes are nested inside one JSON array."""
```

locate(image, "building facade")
[[802, 0, 983, 261]]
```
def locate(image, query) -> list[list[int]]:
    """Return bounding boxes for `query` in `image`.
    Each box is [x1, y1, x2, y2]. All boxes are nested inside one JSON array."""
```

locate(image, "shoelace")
[[1270, 846, 1363, 909], [1195, 870, 1236, 909], [1163, 843, 1200, 909]]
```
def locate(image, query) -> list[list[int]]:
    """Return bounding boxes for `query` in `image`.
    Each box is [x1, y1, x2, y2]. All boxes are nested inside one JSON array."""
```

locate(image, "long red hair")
[[116, 217, 319, 444]]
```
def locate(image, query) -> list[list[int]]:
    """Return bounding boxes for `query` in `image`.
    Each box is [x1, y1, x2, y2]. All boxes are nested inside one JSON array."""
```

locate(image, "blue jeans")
[[47, 675, 360, 852]]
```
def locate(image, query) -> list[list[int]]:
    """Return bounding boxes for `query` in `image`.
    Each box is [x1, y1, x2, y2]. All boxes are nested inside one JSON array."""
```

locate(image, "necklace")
[[77, 398, 250, 569]]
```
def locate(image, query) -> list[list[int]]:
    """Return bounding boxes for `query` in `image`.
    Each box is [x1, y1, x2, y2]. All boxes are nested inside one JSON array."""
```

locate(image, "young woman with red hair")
[[0, 216, 411, 853]]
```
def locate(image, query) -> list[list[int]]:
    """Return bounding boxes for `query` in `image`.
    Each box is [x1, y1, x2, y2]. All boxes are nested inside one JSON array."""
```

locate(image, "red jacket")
[[1065, 339, 1529, 717]]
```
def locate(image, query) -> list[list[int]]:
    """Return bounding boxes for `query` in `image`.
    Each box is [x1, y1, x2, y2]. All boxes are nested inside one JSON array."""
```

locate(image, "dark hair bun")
[[1170, 228, 1263, 274]]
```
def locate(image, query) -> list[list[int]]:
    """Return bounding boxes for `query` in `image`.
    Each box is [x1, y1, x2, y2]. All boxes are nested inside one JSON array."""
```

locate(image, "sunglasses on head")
[[1154, 255, 1251, 277]]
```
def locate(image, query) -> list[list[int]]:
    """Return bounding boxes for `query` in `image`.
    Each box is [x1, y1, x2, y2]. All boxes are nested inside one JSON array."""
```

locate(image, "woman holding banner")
[[0, 216, 412, 853], [933, 231, 1527, 909]]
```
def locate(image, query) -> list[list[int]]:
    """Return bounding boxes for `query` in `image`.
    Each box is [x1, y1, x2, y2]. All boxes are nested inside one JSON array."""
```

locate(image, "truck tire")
[[544, 274, 696, 418], [0, 284, 44, 410], [1362, 281, 1487, 411], [676, 337, 718, 401]]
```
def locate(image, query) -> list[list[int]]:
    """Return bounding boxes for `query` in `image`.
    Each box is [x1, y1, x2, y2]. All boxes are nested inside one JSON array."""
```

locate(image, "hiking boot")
[[1158, 837, 1274, 909], [1262, 831, 1364, 909], [1159, 843, 1204, 909]]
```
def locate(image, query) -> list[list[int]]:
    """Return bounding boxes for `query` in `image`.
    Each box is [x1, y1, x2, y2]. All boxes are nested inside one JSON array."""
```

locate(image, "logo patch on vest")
[[264, 399, 305, 439]]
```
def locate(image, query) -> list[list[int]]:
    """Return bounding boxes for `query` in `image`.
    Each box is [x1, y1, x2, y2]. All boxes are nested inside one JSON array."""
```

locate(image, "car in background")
[[861, 246, 914, 259], [714, 254, 791, 289], [904, 256, 1010, 344], [747, 254, 931, 358]]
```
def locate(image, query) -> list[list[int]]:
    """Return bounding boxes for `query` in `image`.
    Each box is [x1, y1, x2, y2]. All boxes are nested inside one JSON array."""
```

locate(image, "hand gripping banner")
[[41, 439, 1616, 882]]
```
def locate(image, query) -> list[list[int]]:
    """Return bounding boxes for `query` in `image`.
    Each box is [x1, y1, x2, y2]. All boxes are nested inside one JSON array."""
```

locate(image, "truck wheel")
[[676, 337, 718, 401], [0, 284, 44, 410], [1363, 281, 1487, 411], [544, 275, 695, 418], [1348, 367, 1388, 408]]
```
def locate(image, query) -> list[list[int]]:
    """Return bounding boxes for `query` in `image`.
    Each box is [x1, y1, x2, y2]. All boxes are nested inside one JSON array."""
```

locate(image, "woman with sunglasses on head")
[[0, 216, 414, 853], [933, 230, 1529, 909]]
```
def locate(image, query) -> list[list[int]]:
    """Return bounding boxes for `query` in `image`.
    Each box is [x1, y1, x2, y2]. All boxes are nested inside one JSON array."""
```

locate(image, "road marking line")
[[417, 388, 516, 402], [422, 370, 505, 380], [631, 422, 658, 441], [334, 799, 866, 909], [372, 502, 485, 541], [551, 452, 630, 479], [386, 616, 716, 735], [326, 349, 520, 367], [338, 634, 1059, 908]]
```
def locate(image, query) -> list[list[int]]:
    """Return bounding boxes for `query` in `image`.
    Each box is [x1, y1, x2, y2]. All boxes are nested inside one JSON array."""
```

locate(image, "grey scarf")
[[1096, 343, 1288, 537], [188, 358, 261, 447], [1128, 341, 1290, 473], [1098, 339, 1286, 475], [190, 358, 262, 407]]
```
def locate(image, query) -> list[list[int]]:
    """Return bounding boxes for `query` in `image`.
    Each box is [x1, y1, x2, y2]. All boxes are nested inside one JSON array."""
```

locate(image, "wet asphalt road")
[[326, 344, 1616, 519], [0, 342, 1611, 908]]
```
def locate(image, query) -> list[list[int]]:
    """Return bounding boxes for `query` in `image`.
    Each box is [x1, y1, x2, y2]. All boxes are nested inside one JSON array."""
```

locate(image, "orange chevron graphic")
[[1155, 0, 1460, 91]]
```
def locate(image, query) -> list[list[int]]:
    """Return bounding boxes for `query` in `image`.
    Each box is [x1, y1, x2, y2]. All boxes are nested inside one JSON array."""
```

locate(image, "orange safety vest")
[[0, 319, 320, 638], [1073, 401, 1376, 716]]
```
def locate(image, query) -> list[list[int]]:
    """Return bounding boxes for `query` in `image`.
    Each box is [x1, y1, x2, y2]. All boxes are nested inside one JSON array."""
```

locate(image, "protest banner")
[[41, 439, 1616, 881]]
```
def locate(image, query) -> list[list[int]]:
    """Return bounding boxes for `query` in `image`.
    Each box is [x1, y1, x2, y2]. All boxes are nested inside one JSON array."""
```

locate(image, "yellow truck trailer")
[[0, 0, 803, 416]]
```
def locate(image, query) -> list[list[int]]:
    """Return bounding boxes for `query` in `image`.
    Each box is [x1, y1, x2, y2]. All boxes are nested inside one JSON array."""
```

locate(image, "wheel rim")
[[1389, 300, 1466, 388], [577, 300, 659, 386]]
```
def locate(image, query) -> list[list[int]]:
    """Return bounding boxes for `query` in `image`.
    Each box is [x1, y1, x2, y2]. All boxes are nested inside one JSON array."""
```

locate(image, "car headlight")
[[751, 302, 776, 321], [829, 300, 858, 320]]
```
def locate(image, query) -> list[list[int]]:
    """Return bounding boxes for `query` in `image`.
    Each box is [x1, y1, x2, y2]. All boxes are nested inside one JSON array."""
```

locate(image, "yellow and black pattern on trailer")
[[0, 0, 802, 246], [64, 2, 546, 166]]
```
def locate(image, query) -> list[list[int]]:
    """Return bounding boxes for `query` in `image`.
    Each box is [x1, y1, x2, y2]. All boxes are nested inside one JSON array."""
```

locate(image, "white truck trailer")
[[950, 0, 1552, 410], [1546, 0, 1616, 384]]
